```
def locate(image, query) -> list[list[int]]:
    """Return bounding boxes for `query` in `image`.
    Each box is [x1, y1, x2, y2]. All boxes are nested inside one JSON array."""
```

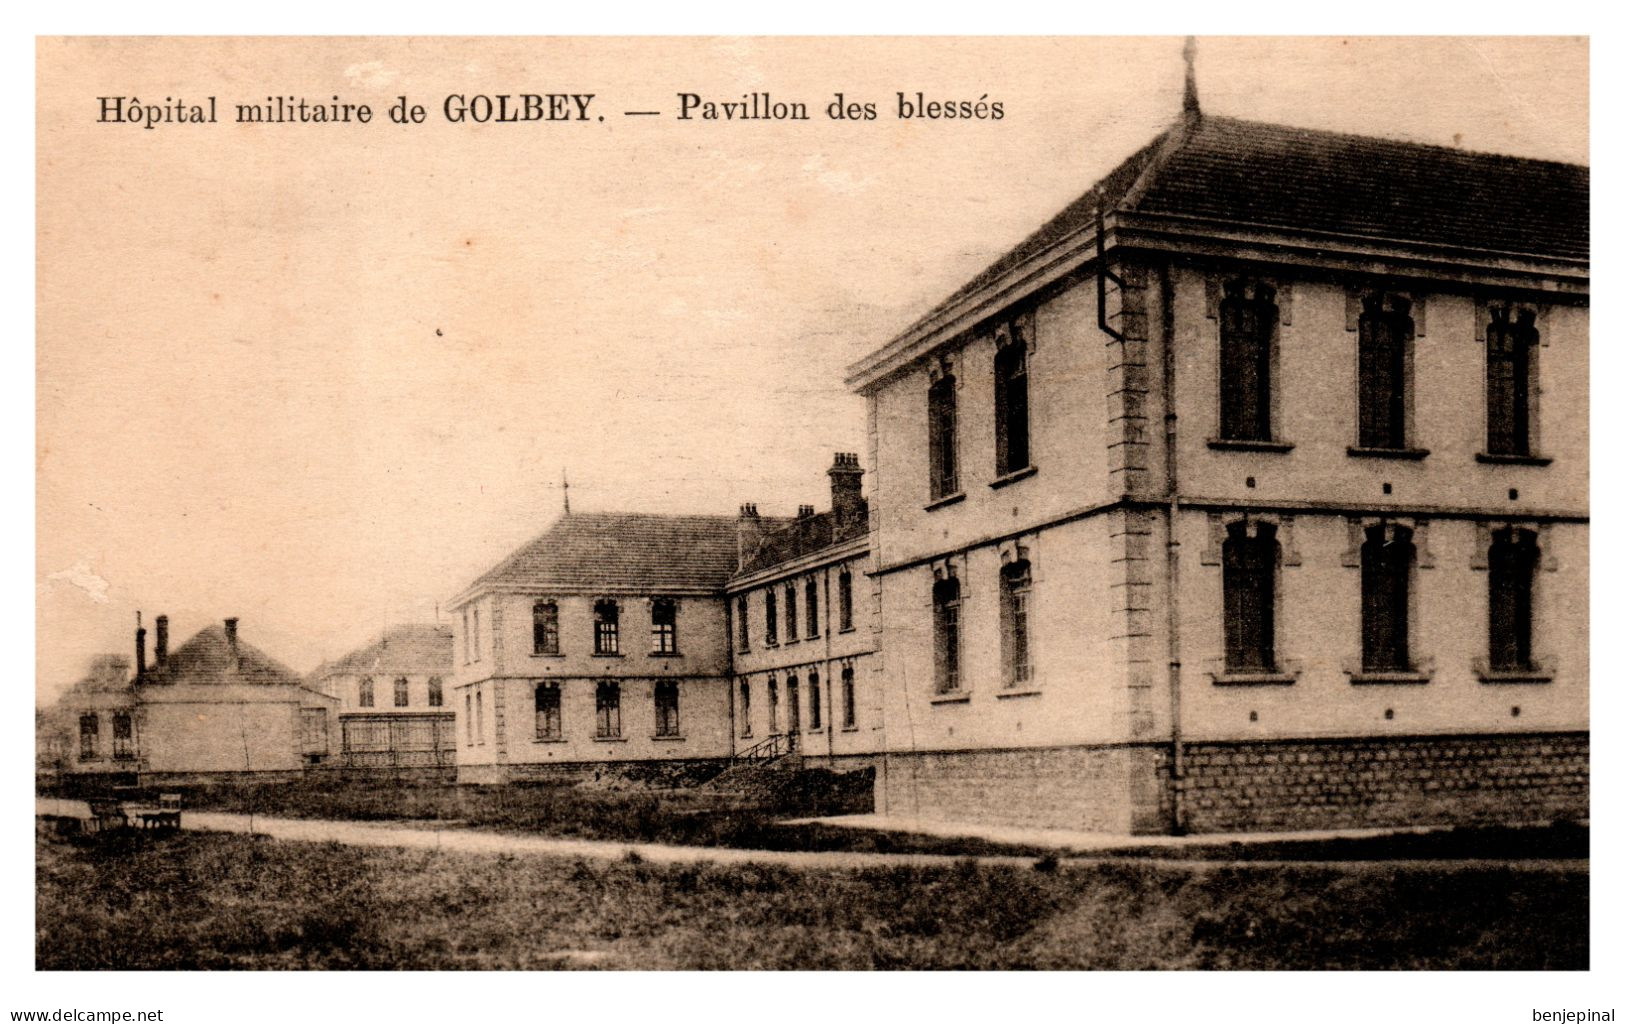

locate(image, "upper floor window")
[[765, 589, 779, 646], [1488, 527, 1539, 672], [79, 713, 98, 759], [1357, 295, 1415, 451], [651, 598, 678, 654], [594, 599, 620, 655], [994, 328, 1031, 475], [533, 600, 560, 655], [838, 568, 854, 632], [358, 676, 375, 708], [535, 682, 562, 740], [595, 681, 621, 738], [737, 595, 751, 652], [739, 680, 752, 738], [394, 677, 410, 707], [784, 583, 799, 641], [1000, 560, 1034, 688], [654, 680, 681, 737], [1361, 524, 1415, 673], [471, 608, 481, 662], [1219, 281, 1278, 443], [804, 579, 819, 639], [933, 576, 962, 694], [841, 665, 857, 729], [807, 670, 822, 731], [427, 677, 443, 707], [1223, 522, 1278, 673], [111, 712, 134, 760], [927, 372, 959, 499], [1486, 307, 1539, 457], [461, 610, 471, 664]]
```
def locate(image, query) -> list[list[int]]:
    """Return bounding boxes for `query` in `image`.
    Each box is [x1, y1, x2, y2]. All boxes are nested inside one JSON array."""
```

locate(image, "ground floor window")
[[78, 714, 98, 760], [596, 681, 622, 738], [841, 665, 856, 729], [535, 682, 562, 739], [654, 680, 680, 737], [111, 712, 134, 760]]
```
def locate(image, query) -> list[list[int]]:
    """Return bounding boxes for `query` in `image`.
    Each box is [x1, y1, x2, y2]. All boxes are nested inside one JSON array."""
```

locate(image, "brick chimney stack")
[[736, 504, 762, 570], [828, 452, 866, 541], [154, 615, 169, 669], [134, 611, 147, 679], [223, 617, 240, 672]]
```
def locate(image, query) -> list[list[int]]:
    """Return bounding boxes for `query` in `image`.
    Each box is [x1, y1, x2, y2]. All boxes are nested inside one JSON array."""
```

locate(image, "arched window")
[[464, 693, 474, 745], [1361, 524, 1415, 672], [765, 589, 779, 645], [533, 600, 560, 655], [654, 680, 681, 737], [79, 714, 98, 759], [427, 677, 443, 707], [1486, 307, 1539, 457], [838, 568, 854, 632], [1219, 281, 1278, 442], [805, 578, 820, 638], [768, 674, 780, 733], [739, 679, 752, 738], [1000, 560, 1034, 687], [594, 599, 620, 655], [808, 670, 823, 730], [111, 712, 134, 760], [358, 677, 375, 708], [995, 331, 1030, 475], [595, 681, 621, 738], [933, 576, 962, 694], [461, 609, 470, 664], [1488, 528, 1539, 671], [472, 608, 481, 662], [1223, 522, 1278, 673], [535, 681, 562, 740], [651, 597, 678, 654], [928, 373, 959, 498], [737, 595, 751, 652], [394, 677, 410, 707], [786, 673, 802, 733], [841, 665, 857, 729], [475, 688, 485, 744], [1358, 295, 1414, 450], [784, 583, 798, 641]]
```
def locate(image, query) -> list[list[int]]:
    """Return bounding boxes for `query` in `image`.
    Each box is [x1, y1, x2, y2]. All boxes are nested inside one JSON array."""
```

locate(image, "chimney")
[[154, 615, 169, 669], [828, 452, 866, 541], [134, 611, 147, 680], [797, 505, 815, 519], [223, 617, 240, 672], [736, 503, 762, 570]]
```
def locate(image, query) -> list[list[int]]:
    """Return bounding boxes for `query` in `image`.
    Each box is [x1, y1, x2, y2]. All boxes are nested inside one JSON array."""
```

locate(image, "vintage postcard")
[[33, 34, 1589, 995]]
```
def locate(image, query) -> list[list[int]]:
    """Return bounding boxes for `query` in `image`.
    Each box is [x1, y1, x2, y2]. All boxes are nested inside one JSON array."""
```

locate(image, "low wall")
[[457, 758, 732, 787], [1180, 731, 1589, 833], [876, 744, 1172, 833]]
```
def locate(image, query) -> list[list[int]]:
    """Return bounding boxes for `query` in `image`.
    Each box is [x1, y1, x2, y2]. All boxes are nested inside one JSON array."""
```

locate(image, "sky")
[[35, 36, 1588, 704]]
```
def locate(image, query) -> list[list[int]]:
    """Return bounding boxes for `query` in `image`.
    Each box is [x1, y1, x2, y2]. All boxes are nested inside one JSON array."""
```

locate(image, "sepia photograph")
[[31, 32, 1589, 985]]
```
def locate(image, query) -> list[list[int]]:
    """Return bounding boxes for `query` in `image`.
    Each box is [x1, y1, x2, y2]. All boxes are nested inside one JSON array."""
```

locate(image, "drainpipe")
[[1158, 262, 1186, 834]]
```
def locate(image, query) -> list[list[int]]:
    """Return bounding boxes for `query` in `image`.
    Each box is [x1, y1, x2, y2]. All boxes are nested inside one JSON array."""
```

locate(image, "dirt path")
[[37, 798, 1586, 872]]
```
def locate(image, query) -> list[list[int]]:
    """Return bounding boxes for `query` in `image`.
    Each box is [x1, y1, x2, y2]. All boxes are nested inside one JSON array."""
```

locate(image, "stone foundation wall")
[[1181, 731, 1589, 833], [457, 758, 732, 787], [878, 744, 1171, 833]]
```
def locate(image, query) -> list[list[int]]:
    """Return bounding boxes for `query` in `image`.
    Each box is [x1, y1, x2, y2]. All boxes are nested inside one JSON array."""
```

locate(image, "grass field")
[[35, 829, 1588, 970]]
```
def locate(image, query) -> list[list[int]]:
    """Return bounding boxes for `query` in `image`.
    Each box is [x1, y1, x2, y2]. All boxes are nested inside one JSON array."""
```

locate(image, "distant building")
[[844, 98, 1588, 831], [308, 623, 456, 769], [45, 616, 338, 783], [726, 453, 883, 768]]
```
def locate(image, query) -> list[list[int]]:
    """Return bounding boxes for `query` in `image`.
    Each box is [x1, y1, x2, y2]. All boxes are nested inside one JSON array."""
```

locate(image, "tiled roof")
[[311, 623, 453, 680], [737, 503, 869, 577], [462, 512, 746, 597], [902, 114, 1588, 340], [140, 624, 304, 688]]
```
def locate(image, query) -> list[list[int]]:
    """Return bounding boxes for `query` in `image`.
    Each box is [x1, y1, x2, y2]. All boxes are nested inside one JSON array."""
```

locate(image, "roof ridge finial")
[[562, 467, 571, 515], [1182, 36, 1200, 116]]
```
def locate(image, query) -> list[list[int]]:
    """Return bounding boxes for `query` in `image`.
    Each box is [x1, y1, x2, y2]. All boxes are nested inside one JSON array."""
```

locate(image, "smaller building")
[[308, 624, 456, 769], [44, 616, 338, 784]]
